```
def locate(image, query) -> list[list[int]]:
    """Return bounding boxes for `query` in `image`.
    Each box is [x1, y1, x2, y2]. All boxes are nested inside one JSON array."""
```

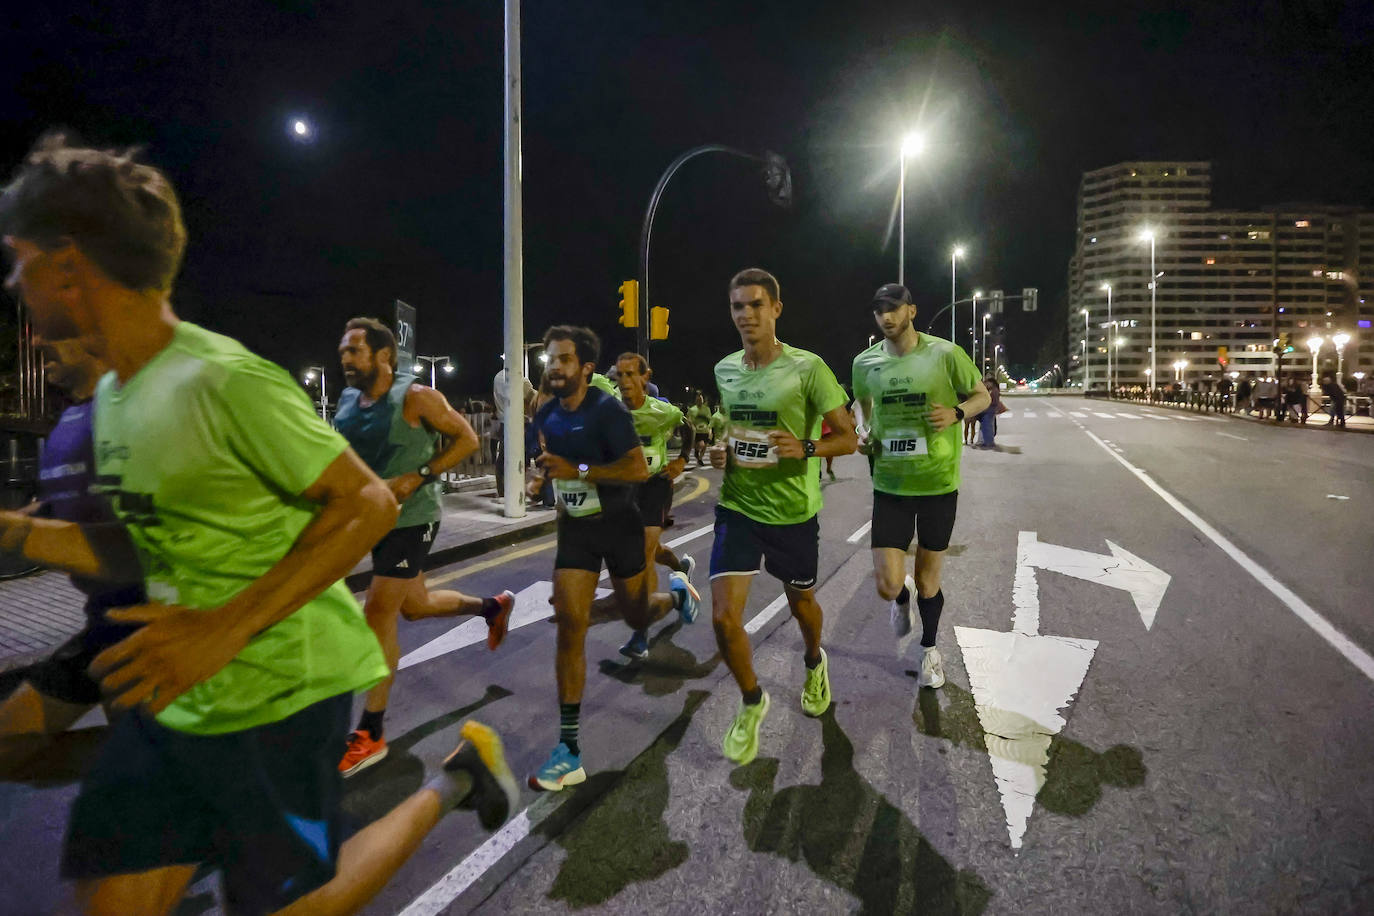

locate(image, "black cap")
[[871, 283, 912, 308]]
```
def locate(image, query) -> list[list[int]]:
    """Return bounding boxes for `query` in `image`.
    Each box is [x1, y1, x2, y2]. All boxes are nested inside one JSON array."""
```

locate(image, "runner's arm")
[[536, 446, 651, 484], [929, 386, 992, 432], [0, 512, 141, 583], [90, 448, 398, 712], [389, 385, 481, 503]]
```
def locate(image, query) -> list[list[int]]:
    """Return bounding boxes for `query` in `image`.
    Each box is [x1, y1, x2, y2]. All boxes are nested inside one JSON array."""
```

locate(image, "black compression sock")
[[559, 703, 581, 756], [742, 686, 764, 706], [480, 596, 500, 621], [358, 709, 385, 741], [916, 590, 944, 648], [896, 585, 910, 605], [804, 651, 822, 669]]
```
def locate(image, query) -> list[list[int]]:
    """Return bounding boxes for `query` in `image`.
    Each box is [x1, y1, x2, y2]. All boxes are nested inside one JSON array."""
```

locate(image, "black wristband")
[[954, 406, 965, 421]]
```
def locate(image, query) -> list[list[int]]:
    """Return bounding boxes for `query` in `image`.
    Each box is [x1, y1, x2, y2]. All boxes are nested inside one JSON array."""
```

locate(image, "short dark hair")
[[543, 325, 599, 367], [729, 267, 780, 303], [345, 316, 398, 370], [616, 351, 648, 375], [0, 133, 187, 292]]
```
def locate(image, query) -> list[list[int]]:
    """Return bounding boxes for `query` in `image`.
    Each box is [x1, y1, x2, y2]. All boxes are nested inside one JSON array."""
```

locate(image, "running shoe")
[[800, 648, 832, 717], [339, 730, 388, 776], [620, 630, 650, 660], [890, 574, 916, 639], [722, 691, 771, 765], [529, 742, 587, 792], [917, 646, 946, 689], [486, 590, 516, 650], [680, 553, 697, 583], [670, 569, 700, 624], [443, 720, 520, 830]]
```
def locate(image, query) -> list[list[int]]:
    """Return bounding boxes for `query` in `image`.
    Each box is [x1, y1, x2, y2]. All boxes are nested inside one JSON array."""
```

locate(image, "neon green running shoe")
[[722, 691, 771, 765], [800, 648, 832, 717]]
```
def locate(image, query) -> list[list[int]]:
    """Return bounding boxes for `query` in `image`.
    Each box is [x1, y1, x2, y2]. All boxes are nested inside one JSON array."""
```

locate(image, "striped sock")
[[559, 703, 581, 756]]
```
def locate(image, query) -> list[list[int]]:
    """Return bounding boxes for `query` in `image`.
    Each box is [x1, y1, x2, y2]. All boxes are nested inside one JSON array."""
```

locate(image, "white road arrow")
[[398, 580, 610, 670], [1018, 530, 1170, 630]]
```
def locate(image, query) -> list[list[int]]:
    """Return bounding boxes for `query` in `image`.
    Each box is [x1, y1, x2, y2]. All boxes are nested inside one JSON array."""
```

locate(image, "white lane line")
[[1116, 413, 1143, 419], [1327, 494, 1350, 501], [1070, 411, 1087, 418], [1081, 429, 1374, 684], [1173, 415, 1200, 422], [1217, 431, 1247, 441], [847, 521, 873, 544], [1023, 410, 1038, 418], [744, 593, 791, 635], [1093, 412, 1117, 419]]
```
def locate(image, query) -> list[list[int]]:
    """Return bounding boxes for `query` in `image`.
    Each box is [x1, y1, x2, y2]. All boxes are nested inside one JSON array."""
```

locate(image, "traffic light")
[[1217, 345, 1229, 367], [1277, 332, 1290, 352], [1022, 287, 1038, 312], [618, 280, 639, 328], [649, 306, 670, 340]]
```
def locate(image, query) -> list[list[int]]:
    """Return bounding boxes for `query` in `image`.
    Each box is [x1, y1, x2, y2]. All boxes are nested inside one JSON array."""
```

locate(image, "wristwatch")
[[417, 463, 437, 483], [953, 406, 965, 421], [578, 463, 590, 480], [802, 439, 817, 458]]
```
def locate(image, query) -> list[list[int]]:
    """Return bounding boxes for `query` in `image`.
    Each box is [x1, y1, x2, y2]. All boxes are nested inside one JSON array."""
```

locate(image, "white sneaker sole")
[[341, 745, 389, 777], [530, 766, 587, 792]]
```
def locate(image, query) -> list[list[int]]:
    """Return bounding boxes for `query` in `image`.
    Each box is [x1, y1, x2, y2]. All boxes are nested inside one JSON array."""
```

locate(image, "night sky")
[[3, 1, 1371, 399]]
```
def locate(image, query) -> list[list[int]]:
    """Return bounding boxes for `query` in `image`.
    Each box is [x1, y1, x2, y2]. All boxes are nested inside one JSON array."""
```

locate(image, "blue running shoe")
[[529, 742, 587, 792], [620, 630, 650, 660], [670, 569, 700, 624]]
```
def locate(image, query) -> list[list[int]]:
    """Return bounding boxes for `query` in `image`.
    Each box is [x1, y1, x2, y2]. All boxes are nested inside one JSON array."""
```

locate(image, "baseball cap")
[[871, 283, 912, 308]]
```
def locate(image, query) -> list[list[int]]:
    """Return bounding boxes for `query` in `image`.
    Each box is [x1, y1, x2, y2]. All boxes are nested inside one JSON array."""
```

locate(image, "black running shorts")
[[555, 506, 646, 579], [870, 489, 959, 553], [25, 590, 144, 706], [709, 504, 819, 590], [634, 474, 674, 530], [62, 693, 351, 916], [371, 520, 439, 579]]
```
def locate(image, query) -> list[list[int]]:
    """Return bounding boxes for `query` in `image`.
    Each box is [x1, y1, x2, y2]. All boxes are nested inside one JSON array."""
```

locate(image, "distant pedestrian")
[[978, 374, 1001, 448], [1236, 375, 1252, 414], [1217, 375, 1233, 413], [1320, 373, 1347, 428], [1282, 378, 1307, 424]]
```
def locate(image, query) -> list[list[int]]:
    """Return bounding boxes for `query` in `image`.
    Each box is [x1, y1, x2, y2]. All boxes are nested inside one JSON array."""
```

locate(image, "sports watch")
[[578, 463, 590, 480], [417, 463, 437, 483], [953, 406, 966, 421], [802, 439, 817, 458]]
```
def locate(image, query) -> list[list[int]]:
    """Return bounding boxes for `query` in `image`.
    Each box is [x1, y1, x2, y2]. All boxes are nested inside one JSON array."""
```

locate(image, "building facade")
[[1067, 162, 1373, 389]]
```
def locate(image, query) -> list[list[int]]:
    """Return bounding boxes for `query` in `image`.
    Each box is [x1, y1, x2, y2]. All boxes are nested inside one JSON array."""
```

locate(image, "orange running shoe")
[[486, 590, 515, 650], [339, 730, 388, 776]]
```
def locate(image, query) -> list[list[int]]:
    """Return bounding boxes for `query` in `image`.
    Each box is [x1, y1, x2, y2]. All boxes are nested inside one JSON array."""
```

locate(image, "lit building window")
[[1247, 230, 1271, 240], [1205, 258, 1216, 265], [1294, 220, 1310, 228], [1312, 270, 1324, 277], [1191, 332, 1203, 340], [1326, 270, 1345, 280]]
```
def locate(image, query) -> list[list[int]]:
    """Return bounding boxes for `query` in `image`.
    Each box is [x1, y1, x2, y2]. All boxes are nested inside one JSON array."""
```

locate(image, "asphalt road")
[[1, 397, 1371, 915]]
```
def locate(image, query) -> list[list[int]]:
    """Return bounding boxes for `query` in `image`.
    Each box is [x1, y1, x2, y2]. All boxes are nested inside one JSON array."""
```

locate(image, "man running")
[[600, 351, 699, 660], [687, 392, 713, 466], [0, 337, 143, 777], [852, 283, 989, 689], [334, 317, 515, 776], [528, 326, 692, 791], [708, 268, 856, 765], [0, 134, 516, 916]]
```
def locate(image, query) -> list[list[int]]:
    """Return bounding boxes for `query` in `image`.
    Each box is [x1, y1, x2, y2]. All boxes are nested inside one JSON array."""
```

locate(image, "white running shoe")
[[890, 574, 916, 641], [916, 646, 945, 689]]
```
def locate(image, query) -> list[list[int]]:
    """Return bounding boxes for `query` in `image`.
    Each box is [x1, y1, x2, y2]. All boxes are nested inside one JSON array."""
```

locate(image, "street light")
[[898, 132, 925, 288], [414, 354, 453, 388], [981, 312, 990, 369], [1307, 335, 1324, 388], [950, 245, 965, 340], [1332, 332, 1350, 379], [1139, 228, 1157, 392], [1101, 282, 1113, 394], [971, 290, 982, 360], [302, 366, 328, 421], [1081, 308, 1090, 390]]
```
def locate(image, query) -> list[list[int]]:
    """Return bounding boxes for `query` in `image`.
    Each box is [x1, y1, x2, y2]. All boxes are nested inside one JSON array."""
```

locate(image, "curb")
[[1096, 397, 1374, 435]]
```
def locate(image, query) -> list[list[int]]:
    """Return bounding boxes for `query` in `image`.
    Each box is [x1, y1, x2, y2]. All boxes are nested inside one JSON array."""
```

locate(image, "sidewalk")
[[0, 480, 557, 668], [1102, 398, 1374, 434]]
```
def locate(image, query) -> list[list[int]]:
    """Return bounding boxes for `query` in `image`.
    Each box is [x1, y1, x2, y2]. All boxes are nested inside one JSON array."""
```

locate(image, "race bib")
[[881, 430, 928, 457], [553, 478, 602, 517], [728, 425, 779, 469], [645, 451, 661, 472]]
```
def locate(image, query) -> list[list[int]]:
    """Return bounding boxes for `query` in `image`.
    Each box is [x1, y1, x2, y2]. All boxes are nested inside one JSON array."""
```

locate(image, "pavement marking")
[[1023, 410, 1038, 418], [1082, 428, 1374, 683], [846, 520, 873, 544], [1017, 530, 1169, 630], [664, 523, 714, 550], [744, 593, 792, 635], [1173, 415, 1200, 422], [1326, 494, 1350, 500], [1092, 412, 1117, 419], [1069, 411, 1087, 418], [1115, 413, 1142, 419], [1217, 431, 1248, 441]]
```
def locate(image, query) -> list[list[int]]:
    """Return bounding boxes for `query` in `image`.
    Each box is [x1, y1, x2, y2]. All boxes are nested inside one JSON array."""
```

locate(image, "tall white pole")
[[502, 0, 526, 519], [898, 156, 906, 287], [970, 294, 978, 359], [1105, 284, 1113, 394], [950, 253, 957, 340], [1083, 310, 1090, 389], [1149, 236, 1157, 395]]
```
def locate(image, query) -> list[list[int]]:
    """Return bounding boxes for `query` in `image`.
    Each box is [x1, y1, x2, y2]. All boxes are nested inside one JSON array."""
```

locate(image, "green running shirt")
[[93, 322, 388, 735], [715, 343, 848, 525], [333, 373, 441, 529], [851, 334, 983, 497], [628, 397, 684, 473]]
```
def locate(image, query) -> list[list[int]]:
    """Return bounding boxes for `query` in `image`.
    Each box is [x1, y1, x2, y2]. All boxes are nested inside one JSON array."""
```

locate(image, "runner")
[[334, 317, 515, 776], [595, 351, 699, 660], [527, 326, 693, 791], [0, 134, 516, 916], [708, 268, 856, 765], [0, 337, 144, 777], [851, 283, 990, 689], [687, 392, 713, 465]]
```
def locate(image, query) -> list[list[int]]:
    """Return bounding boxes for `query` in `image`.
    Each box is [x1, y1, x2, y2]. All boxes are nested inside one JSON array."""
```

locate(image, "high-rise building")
[[1067, 162, 1373, 390]]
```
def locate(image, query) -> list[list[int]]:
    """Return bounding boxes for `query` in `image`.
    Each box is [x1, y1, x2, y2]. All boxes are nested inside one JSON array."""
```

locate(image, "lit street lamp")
[[1139, 228, 1158, 392], [1081, 308, 1090, 390], [302, 366, 328, 421], [950, 245, 965, 341], [1332, 332, 1350, 379], [981, 312, 990, 369], [898, 132, 924, 287], [1307, 336, 1324, 389], [414, 354, 454, 388], [1101, 282, 1113, 394], [970, 290, 982, 361]]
